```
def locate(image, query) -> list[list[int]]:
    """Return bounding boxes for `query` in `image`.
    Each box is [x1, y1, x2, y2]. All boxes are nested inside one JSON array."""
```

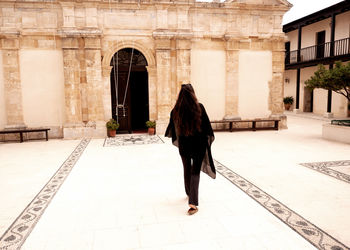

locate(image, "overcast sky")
[[282, 0, 344, 24]]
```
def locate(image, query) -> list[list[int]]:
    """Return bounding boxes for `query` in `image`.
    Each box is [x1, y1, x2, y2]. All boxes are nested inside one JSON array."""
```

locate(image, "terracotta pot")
[[148, 127, 155, 135], [107, 129, 116, 137], [284, 103, 292, 111]]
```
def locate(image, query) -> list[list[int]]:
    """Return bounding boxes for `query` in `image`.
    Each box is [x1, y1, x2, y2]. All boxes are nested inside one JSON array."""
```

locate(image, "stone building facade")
[[0, 0, 291, 139], [283, 1, 350, 118]]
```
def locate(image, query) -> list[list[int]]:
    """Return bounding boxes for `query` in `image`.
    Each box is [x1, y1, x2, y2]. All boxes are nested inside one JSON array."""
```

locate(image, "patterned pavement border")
[[300, 160, 350, 184], [215, 160, 350, 250], [1, 138, 348, 250], [103, 134, 164, 147], [0, 139, 90, 250]]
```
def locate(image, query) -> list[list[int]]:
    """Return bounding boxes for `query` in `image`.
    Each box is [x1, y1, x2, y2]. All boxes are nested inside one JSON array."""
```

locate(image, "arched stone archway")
[[109, 48, 150, 133], [102, 40, 156, 70], [101, 40, 157, 123]]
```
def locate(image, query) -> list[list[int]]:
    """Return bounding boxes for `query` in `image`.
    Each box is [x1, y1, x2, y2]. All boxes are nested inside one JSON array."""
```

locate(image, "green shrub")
[[146, 120, 156, 128], [283, 96, 294, 105], [106, 119, 119, 130]]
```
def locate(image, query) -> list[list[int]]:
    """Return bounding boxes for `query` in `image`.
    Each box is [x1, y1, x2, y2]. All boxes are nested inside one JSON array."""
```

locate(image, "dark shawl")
[[164, 103, 216, 179]]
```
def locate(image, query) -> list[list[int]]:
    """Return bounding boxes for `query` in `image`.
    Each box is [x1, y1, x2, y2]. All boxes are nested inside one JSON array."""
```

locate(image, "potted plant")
[[283, 96, 294, 111], [146, 120, 156, 135], [106, 118, 119, 137]]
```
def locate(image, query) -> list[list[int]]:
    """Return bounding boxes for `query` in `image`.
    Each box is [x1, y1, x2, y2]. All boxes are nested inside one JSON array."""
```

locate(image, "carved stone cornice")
[[176, 30, 193, 40], [224, 32, 244, 41], [0, 32, 20, 50], [0, 30, 20, 38], [152, 29, 193, 40], [58, 29, 102, 38], [153, 30, 176, 40]]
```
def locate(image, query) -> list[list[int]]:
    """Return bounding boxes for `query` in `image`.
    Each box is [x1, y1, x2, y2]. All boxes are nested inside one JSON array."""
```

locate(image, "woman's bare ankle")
[[189, 204, 197, 209]]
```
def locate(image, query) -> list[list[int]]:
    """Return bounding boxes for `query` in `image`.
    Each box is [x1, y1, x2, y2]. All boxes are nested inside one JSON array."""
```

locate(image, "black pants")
[[179, 136, 206, 206]]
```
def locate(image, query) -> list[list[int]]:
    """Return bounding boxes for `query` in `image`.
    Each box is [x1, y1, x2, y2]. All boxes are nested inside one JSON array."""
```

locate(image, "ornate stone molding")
[[58, 29, 102, 38], [152, 30, 193, 41], [101, 39, 156, 77]]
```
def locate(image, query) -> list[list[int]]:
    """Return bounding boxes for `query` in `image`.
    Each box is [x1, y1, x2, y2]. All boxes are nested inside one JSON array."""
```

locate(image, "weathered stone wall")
[[0, 0, 291, 138], [0, 50, 6, 130]]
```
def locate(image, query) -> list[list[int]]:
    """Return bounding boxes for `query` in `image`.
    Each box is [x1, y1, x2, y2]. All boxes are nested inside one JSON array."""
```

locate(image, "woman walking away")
[[165, 83, 216, 215]]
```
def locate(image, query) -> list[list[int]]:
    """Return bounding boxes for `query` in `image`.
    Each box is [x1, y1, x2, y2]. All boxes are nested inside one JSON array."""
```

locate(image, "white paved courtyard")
[[0, 114, 349, 250]]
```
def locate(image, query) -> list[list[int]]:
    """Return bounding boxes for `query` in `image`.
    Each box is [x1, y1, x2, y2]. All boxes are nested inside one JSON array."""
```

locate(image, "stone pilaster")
[[146, 66, 158, 122], [154, 38, 172, 134], [225, 39, 240, 119], [270, 37, 287, 128], [83, 4, 98, 28], [101, 62, 112, 121], [176, 39, 191, 91], [84, 37, 104, 122], [60, 2, 75, 28], [270, 38, 285, 115], [177, 6, 190, 30], [1, 36, 26, 128], [155, 5, 168, 30], [61, 35, 106, 138], [62, 37, 83, 126]]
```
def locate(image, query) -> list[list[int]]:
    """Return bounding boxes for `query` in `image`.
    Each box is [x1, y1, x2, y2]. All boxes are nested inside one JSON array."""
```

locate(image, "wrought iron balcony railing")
[[285, 37, 350, 66]]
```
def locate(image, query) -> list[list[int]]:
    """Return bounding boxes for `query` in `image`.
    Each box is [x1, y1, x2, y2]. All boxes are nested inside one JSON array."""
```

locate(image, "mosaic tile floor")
[[0, 139, 90, 250], [1, 138, 349, 249], [1, 114, 350, 249], [300, 160, 350, 184], [103, 134, 164, 147], [216, 160, 349, 250]]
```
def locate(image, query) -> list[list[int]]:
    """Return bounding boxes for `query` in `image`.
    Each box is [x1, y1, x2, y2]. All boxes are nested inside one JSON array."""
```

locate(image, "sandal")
[[188, 207, 198, 215]]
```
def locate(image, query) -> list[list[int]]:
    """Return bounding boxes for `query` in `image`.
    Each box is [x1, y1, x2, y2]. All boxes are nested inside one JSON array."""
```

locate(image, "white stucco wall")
[[301, 64, 348, 117], [301, 66, 324, 114], [301, 18, 331, 48], [332, 91, 348, 117], [191, 48, 226, 120], [284, 69, 296, 109], [287, 11, 349, 49], [313, 88, 328, 115], [335, 11, 350, 40], [238, 50, 272, 118], [19, 50, 65, 127], [286, 29, 298, 51], [0, 50, 6, 130]]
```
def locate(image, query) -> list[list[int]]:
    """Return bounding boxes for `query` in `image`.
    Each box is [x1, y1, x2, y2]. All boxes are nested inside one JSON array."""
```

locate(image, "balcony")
[[285, 37, 350, 70]]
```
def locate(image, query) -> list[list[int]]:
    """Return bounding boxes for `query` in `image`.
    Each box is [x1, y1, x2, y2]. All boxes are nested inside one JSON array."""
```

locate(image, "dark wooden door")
[[303, 87, 313, 112], [110, 71, 131, 133], [110, 48, 149, 134], [316, 31, 326, 59], [130, 71, 149, 131]]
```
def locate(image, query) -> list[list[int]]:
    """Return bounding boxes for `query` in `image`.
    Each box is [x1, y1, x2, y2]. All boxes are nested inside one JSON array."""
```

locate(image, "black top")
[[165, 103, 216, 179]]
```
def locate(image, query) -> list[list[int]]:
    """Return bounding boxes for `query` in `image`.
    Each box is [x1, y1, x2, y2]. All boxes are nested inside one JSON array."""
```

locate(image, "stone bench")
[[0, 128, 50, 143], [211, 118, 280, 132]]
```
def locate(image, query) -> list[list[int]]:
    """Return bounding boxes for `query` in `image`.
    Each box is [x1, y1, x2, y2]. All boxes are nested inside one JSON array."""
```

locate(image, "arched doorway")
[[110, 48, 149, 133]]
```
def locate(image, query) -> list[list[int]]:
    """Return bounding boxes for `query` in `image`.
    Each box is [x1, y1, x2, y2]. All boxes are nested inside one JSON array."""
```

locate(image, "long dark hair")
[[172, 84, 202, 136]]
